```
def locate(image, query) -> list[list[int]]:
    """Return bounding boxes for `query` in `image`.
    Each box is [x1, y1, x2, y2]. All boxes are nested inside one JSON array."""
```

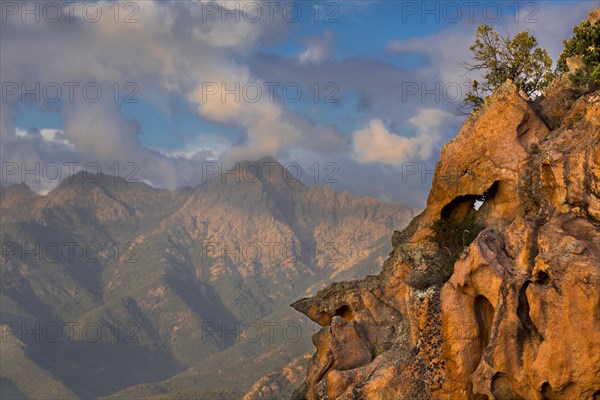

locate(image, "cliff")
[[290, 14, 600, 400]]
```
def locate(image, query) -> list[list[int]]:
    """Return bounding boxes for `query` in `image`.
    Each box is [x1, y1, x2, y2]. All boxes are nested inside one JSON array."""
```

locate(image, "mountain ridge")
[[0, 157, 416, 399]]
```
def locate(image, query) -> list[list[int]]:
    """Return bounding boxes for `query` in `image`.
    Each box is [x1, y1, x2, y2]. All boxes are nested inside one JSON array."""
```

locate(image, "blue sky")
[[2, 0, 598, 206]]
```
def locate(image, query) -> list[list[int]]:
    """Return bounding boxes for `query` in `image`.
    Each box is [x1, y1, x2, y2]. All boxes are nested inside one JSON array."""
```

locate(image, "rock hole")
[[334, 305, 353, 322], [474, 198, 485, 211], [594, 390, 600, 400], [491, 373, 519, 400], [541, 382, 559, 400], [467, 381, 490, 400], [475, 296, 495, 352], [534, 270, 550, 285], [440, 182, 499, 221], [474, 183, 498, 211], [441, 194, 478, 221], [541, 164, 561, 208], [516, 282, 543, 361], [317, 312, 332, 326]]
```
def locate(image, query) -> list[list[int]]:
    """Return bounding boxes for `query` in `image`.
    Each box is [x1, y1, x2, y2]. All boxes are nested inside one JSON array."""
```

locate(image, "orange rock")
[[291, 35, 600, 399]]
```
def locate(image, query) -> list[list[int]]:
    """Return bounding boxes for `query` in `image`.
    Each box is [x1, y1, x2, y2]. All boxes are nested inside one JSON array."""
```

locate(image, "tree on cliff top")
[[556, 17, 600, 88], [463, 25, 553, 111]]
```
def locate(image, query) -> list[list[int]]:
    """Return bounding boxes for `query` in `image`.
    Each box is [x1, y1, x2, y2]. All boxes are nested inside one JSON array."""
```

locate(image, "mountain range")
[[0, 158, 416, 399]]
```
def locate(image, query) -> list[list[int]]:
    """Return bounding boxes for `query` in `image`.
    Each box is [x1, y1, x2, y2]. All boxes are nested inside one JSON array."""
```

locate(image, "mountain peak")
[[55, 171, 151, 193], [256, 155, 281, 165], [203, 157, 307, 189], [0, 182, 37, 202], [1, 181, 33, 192]]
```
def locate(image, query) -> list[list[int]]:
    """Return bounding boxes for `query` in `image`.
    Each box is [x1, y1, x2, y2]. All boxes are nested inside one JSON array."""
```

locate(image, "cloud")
[[298, 30, 334, 64], [0, 0, 317, 189], [352, 109, 455, 165], [15, 128, 75, 150], [187, 59, 346, 162], [2, 0, 594, 207]]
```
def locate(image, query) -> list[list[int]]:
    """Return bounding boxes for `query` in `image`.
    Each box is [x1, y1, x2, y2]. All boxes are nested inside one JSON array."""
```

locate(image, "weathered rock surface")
[[243, 355, 311, 400], [291, 13, 600, 399]]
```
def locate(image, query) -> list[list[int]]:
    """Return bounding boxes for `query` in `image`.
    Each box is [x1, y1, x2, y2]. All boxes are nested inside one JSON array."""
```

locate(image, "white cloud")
[[352, 109, 454, 165], [15, 128, 74, 149], [40, 129, 75, 149], [187, 61, 345, 162], [298, 30, 334, 64]]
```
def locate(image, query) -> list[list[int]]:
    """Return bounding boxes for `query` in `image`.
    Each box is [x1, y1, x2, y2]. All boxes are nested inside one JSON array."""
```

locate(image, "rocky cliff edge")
[[290, 14, 600, 400]]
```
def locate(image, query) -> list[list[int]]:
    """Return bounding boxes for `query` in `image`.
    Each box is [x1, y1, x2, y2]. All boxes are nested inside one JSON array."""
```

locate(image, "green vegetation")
[[556, 18, 600, 88], [463, 24, 554, 110], [407, 215, 484, 290], [429, 215, 484, 273]]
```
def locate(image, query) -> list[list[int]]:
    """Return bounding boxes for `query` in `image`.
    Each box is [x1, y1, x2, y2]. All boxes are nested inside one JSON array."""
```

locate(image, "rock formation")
[[291, 12, 600, 400], [243, 355, 312, 400]]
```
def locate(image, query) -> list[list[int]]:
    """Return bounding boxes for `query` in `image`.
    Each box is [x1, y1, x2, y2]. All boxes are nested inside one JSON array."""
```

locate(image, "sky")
[[1, 0, 598, 207]]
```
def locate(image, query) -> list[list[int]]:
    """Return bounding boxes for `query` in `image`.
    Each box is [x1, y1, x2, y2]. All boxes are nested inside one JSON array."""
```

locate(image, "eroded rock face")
[[291, 54, 600, 398]]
